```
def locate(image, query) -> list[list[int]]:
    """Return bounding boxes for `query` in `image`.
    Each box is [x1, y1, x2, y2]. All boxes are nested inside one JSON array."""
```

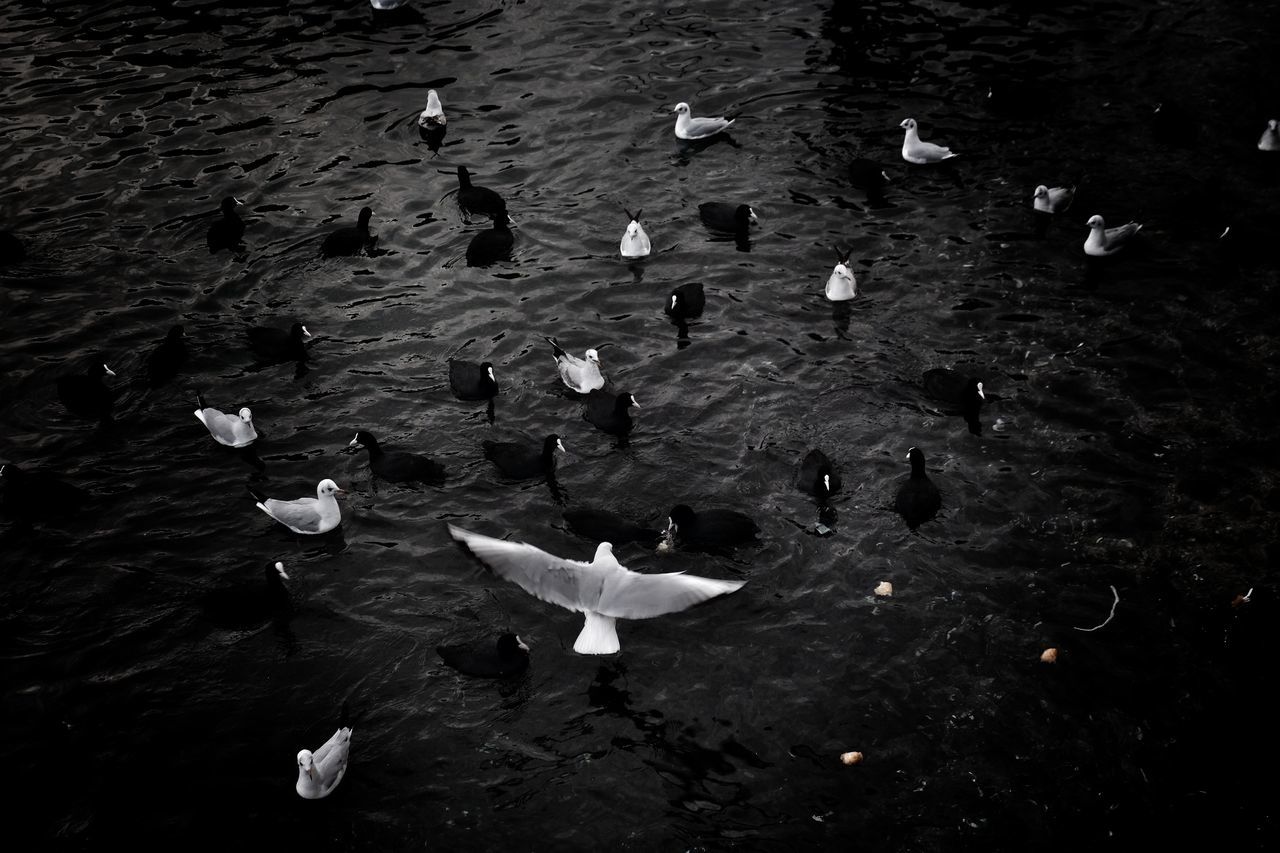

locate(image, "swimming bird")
[[247, 322, 310, 364], [321, 206, 375, 257], [672, 102, 735, 140], [922, 369, 985, 436], [199, 560, 294, 628], [0, 229, 25, 264], [619, 208, 651, 258], [848, 158, 891, 206], [194, 392, 259, 447], [449, 359, 498, 400], [1218, 222, 1273, 270], [984, 80, 1050, 117], [1032, 184, 1075, 215], [348, 430, 445, 483], [1083, 214, 1142, 257], [797, 450, 841, 503], [466, 208, 514, 267], [1259, 119, 1279, 152], [0, 463, 90, 519], [825, 248, 857, 301], [206, 196, 245, 253], [899, 118, 957, 164], [482, 434, 564, 480], [455, 166, 506, 219], [418, 89, 446, 128], [848, 158, 890, 192], [56, 361, 116, 421], [145, 325, 188, 387], [583, 389, 639, 436], [545, 337, 605, 393], [699, 202, 758, 237], [447, 524, 746, 655], [296, 727, 352, 799], [665, 282, 705, 319], [664, 504, 760, 552], [249, 479, 344, 535], [562, 508, 662, 548], [437, 633, 529, 678], [895, 447, 941, 530]]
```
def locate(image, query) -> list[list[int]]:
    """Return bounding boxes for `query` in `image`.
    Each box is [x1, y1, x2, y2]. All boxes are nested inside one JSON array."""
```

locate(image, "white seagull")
[[1083, 214, 1142, 257], [447, 524, 746, 654], [544, 336, 605, 393], [825, 248, 857, 301], [619, 208, 651, 258], [193, 392, 258, 448], [418, 89, 445, 128], [1259, 119, 1279, 152], [250, 479, 344, 535], [672, 102, 735, 140], [295, 727, 352, 800], [1032, 184, 1075, 214], [899, 118, 957, 164]]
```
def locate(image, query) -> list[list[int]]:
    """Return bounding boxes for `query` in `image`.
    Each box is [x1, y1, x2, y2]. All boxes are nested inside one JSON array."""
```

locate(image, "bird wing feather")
[[448, 525, 605, 611], [261, 497, 322, 532], [598, 571, 745, 619]]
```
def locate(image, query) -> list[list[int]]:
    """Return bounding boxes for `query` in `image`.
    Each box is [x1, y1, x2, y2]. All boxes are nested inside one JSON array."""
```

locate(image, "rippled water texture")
[[2, 0, 1278, 849]]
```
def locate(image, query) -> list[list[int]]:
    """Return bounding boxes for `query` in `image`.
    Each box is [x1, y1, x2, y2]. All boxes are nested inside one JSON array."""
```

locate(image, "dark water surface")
[[3, 0, 1278, 849]]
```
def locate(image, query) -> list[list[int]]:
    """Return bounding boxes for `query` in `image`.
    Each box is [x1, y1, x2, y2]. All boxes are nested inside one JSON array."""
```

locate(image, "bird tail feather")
[[574, 612, 619, 654]]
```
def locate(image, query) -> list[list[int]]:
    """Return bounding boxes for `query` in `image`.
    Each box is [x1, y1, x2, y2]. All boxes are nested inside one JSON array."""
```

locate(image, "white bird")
[[250, 479, 344, 535], [418, 89, 445, 128], [825, 248, 857, 302], [619, 207, 650, 258], [447, 524, 746, 655], [1032, 184, 1075, 214], [1083, 214, 1142, 257], [544, 336, 605, 393], [899, 118, 957, 164], [1259, 119, 1279, 152], [672, 102, 735, 140], [193, 392, 258, 448], [295, 727, 352, 800]]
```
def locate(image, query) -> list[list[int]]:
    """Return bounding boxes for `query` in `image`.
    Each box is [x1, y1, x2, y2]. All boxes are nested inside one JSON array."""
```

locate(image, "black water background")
[[2, 0, 1278, 849]]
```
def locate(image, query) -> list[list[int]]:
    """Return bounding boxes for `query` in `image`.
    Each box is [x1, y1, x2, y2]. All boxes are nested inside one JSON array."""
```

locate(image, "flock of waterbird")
[[3, 79, 1278, 802]]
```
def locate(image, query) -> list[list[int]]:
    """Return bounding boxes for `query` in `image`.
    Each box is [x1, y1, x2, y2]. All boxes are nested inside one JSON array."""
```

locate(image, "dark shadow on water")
[[367, 2, 423, 27], [545, 471, 566, 505], [672, 318, 692, 349], [624, 259, 646, 283], [673, 133, 740, 165], [418, 123, 446, 154], [581, 664, 766, 817], [830, 300, 852, 340]]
